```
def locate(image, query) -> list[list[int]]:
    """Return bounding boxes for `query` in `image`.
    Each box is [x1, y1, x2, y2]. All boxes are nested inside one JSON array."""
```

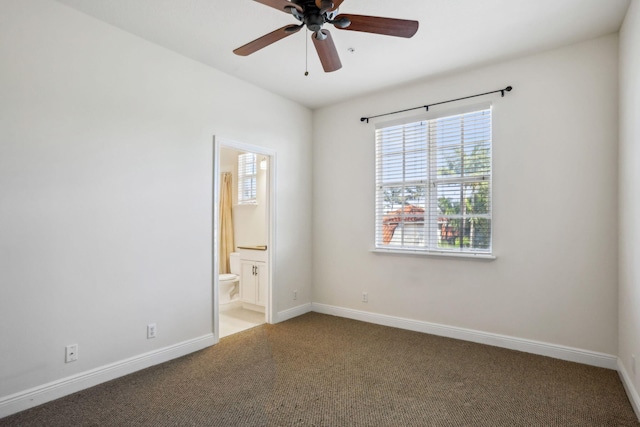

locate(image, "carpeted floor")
[[2, 312, 639, 426]]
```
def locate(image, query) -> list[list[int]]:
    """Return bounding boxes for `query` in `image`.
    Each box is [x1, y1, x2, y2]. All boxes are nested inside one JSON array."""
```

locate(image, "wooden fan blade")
[[335, 14, 419, 38], [312, 30, 342, 72], [315, 0, 344, 12], [234, 25, 302, 56], [254, 0, 302, 14]]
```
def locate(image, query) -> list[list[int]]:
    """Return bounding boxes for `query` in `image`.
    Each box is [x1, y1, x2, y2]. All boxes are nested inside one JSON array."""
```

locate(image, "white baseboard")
[[618, 358, 640, 421], [277, 303, 312, 323], [311, 303, 618, 370], [0, 334, 215, 419]]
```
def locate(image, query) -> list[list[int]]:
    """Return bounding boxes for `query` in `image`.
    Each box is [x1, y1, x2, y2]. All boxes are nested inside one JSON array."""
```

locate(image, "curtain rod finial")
[[360, 117, 369, 123]]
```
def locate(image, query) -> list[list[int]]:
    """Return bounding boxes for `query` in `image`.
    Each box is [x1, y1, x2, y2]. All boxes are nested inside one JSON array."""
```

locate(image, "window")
[[238, 153, 257, 205], [375, 107, 492, 255]]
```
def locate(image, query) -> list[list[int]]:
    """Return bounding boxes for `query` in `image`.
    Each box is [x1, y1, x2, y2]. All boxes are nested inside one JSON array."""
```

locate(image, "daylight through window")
[[238, 153, 257, 205], [375, 107, 492, 255]]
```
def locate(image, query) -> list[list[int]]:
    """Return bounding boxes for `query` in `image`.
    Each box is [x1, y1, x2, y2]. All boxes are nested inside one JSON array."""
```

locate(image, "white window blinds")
[[375, 107, 492, 255], [238, 153, 257, 205]]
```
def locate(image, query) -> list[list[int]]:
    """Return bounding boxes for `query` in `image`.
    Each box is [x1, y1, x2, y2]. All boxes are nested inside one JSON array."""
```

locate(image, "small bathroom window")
[[238, 153, 257, 205]]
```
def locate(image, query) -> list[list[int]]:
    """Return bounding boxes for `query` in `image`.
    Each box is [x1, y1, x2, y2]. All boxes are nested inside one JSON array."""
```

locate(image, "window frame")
[[373, 103, 494, 259]]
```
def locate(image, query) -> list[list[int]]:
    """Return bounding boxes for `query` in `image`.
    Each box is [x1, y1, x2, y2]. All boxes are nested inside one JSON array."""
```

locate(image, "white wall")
[[619, 0, 640, 411], [313, 35, 619, 355], [0, 0, 312, 404], [220, 148, 238, 175]]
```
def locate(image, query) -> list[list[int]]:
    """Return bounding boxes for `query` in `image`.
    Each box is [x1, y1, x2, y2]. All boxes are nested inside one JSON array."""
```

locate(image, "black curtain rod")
[[360, 85, 513, 123]]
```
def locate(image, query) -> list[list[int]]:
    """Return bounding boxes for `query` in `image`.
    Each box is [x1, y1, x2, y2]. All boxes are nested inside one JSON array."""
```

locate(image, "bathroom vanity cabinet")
[[238, 248, 268, 312]]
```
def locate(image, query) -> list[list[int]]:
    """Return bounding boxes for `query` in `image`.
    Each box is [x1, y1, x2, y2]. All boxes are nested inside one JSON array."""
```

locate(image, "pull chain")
[[305, 30, 309, 76]]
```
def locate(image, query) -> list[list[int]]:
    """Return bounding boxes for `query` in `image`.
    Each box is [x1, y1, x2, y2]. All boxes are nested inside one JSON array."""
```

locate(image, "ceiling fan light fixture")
[[305, 12, 324, 32]]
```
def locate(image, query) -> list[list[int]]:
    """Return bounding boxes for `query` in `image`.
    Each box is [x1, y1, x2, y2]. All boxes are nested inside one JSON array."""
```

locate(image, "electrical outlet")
[[293, 290, 298, 301], [65, 344, 78, 363], [362, 292, 368, 303], [147, 323, 157, 339]]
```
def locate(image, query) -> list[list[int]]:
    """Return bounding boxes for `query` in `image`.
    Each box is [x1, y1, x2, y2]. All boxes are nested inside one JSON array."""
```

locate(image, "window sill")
[[371, 248, 496, 260]]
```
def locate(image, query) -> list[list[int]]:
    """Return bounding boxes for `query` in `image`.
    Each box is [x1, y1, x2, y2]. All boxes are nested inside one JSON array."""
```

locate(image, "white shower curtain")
[[219, 173, 235, 274]]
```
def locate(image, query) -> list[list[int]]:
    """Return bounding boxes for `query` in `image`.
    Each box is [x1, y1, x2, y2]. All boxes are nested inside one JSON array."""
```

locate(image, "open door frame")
[[212, 136, 277, 343]]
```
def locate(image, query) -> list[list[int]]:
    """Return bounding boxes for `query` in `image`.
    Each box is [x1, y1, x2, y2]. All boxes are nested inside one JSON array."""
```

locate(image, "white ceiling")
[[54, 0, 630, 109]]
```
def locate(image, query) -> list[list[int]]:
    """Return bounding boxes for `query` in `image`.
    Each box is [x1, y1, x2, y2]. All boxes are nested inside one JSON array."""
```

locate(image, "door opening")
[[212, 137, 275, 341]]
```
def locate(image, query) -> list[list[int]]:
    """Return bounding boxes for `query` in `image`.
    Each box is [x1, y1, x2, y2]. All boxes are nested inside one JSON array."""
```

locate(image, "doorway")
[[212, 136, 275, 341]]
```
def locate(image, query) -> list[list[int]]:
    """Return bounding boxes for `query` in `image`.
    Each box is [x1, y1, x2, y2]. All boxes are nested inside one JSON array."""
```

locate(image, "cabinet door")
[[255, 261, 268, 307], [240, 260, 257, 304]]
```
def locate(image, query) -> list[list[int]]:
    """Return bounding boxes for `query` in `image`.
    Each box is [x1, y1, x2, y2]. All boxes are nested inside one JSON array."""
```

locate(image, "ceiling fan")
[[233, 0, 419, 73]]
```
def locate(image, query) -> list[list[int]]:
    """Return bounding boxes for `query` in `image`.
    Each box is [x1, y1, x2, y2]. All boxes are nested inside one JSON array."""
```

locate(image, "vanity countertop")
[[237, 245, 267, 251]]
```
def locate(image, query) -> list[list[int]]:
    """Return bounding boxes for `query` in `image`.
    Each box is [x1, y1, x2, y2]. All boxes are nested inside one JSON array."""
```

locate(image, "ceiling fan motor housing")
[[291, 0, 339, 32]]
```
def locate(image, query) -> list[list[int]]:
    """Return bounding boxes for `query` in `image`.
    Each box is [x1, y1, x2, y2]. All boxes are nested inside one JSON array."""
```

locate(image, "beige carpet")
[[2, 312, 638, 426]]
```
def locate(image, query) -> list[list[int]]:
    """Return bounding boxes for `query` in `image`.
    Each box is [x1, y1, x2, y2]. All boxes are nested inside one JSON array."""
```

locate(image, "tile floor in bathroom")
[[219, 300, 266, 338]]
